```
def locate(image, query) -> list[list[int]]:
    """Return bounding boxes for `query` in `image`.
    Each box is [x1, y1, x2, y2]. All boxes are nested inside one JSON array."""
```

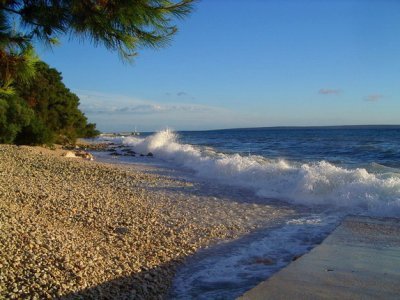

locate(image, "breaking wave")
[[115, 130, 400, 216]]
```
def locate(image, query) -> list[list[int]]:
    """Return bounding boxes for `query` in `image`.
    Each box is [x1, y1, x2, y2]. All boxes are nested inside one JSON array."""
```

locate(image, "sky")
[[37, 0, 400, 132]]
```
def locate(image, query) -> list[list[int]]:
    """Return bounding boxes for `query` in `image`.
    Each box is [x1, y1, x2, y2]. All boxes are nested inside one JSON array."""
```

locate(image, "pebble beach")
[[0, 144, 293, 299]]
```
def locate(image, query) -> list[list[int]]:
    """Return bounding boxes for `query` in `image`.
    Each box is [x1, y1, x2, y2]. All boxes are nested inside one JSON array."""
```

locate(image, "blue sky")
[[38, 0, 400, 132]]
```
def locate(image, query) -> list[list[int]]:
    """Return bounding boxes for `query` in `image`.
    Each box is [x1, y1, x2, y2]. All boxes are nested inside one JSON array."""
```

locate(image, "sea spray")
[[102, 129, 400, 216]]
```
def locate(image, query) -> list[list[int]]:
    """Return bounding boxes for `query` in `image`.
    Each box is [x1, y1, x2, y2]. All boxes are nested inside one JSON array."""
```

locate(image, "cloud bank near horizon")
[[75, 90, 398, 132], [76, 90, 236, 131]]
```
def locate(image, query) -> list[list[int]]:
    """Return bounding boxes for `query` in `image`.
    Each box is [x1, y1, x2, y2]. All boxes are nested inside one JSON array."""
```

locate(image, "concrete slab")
[[238, 216, 400, 300]]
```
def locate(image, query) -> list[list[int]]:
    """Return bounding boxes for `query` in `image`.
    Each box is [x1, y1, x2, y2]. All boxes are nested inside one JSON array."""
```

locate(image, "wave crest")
[[120, 130, 400, 216]]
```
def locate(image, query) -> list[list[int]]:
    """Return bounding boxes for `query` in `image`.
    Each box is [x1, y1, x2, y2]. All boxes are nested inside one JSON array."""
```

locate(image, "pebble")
[[0, 144, 291, 299]]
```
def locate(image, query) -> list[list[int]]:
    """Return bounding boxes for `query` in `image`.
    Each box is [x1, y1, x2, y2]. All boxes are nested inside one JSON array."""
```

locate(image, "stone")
[[63, 151, 77, 158], [114, 227, 130, 235], [74, 151, 94, 161]]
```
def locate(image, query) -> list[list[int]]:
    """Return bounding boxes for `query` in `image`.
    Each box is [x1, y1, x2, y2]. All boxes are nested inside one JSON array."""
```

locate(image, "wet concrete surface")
[[238, 215, 400, 300]]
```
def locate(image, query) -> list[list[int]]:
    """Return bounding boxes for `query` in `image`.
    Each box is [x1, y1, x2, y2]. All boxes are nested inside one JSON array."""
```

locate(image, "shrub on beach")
[[15, 116, 55, 146], [0, 62, 99, 145], [15, 61, 100, 144], [0, 95, 33, 144]]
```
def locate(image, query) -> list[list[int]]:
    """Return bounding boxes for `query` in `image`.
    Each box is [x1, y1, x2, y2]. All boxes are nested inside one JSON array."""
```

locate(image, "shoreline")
[[239, 215, 400, 299], [0, 144, 295, 299]]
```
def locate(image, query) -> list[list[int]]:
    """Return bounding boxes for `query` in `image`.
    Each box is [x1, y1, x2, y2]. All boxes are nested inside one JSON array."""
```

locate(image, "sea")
[[92, 126, 400, 299]]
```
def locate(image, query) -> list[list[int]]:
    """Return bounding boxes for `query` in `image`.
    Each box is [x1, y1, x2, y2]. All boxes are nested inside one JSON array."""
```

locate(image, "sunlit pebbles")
[[0, 144, 292, 299]]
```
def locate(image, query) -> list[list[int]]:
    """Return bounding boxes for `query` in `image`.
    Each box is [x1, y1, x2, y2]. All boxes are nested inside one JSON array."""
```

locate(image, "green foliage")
[[0, 46, 39, 95], [1, 0, 194, 60], [15, 116, 54, 145], [0, 11, 39, 95], [0, 94, 34, 143], [0, 61, 99, 145], [82, 123, 99, 138], [0, 0, 192, 144], [14, 61, 99, 144]]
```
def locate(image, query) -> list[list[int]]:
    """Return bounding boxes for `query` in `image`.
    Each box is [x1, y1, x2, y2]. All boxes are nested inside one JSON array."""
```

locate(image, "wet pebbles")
[[0, 144, 290, 299]]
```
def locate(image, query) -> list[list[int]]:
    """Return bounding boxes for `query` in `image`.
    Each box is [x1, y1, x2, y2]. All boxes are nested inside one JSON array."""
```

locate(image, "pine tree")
[[0, 11, 38, 95], [14, 61, 100, 144], [1, 0, 194, 60], [0, 0, 193, 144]]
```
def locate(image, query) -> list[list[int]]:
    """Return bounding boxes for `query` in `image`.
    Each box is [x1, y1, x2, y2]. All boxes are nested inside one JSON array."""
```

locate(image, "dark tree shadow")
[[59, 259, 181, 300], [59, 214, 338, 300]]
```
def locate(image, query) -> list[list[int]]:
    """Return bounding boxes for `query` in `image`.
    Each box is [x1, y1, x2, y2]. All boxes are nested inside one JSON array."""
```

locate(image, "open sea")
[[93, 126, 400, 299]]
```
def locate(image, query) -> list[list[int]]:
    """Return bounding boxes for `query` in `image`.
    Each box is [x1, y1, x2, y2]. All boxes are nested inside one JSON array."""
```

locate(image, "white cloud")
[[364, 94, 384, 102], [79, 94, 213, 115], [76, 90, 233, 131]]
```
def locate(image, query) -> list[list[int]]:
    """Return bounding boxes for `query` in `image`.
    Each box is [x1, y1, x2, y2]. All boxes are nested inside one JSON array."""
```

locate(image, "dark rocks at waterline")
[[252, 257, 275, 265], [121, 148, 136, 154], [107, 149, 154, 158], [109, 152, 122, 156]]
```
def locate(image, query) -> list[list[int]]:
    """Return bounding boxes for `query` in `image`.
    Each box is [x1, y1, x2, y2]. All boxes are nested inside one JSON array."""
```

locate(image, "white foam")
[[169, 214, 338, 299], [118, 130, 400, 216]]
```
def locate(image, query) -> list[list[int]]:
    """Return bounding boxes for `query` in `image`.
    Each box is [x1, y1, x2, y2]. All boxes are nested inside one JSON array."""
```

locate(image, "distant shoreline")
[[191, 124, 400, 133], [103, 125, 400, 135]]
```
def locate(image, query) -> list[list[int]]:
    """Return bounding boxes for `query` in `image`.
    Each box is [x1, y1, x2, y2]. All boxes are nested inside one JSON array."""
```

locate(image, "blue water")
[[96, 126, 400, 299], [177, 126, 400, 168]]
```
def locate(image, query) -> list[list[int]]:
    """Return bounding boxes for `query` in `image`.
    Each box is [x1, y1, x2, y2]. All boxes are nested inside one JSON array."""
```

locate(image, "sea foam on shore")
[[99, 130, 400, 217]]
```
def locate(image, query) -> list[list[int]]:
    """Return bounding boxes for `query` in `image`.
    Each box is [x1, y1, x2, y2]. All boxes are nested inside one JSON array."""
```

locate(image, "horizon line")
[[101, 124, 400, 134]]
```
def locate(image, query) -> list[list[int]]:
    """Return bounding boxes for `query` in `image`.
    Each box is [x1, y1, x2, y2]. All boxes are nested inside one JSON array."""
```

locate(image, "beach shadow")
[[58, 213, 338, 300], [59, 259, 180, 300]]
